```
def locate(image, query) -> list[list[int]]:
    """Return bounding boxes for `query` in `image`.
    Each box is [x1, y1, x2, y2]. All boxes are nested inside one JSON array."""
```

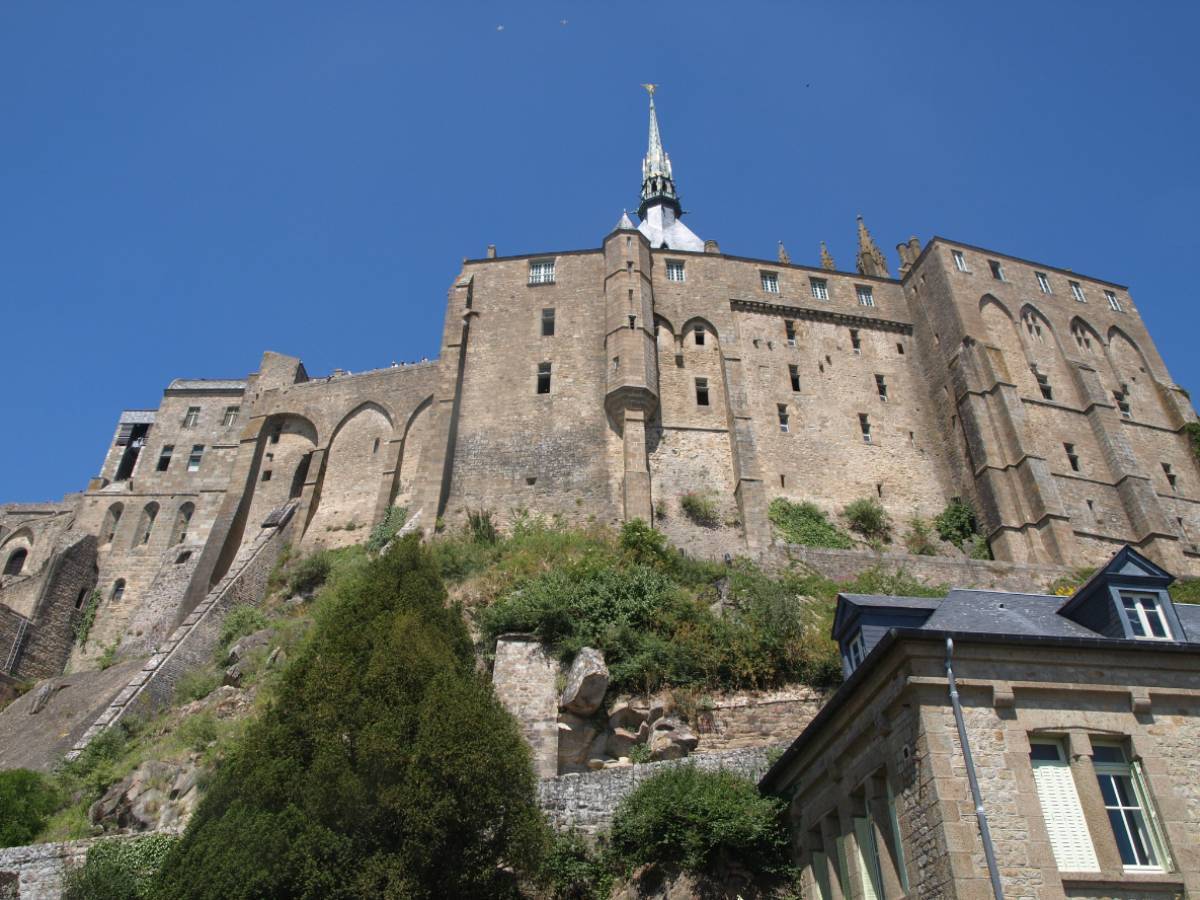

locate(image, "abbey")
[[2, 91, 1197, 677]]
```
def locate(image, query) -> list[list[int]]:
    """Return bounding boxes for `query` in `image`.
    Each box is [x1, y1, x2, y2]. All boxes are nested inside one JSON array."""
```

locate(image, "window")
[[156, 445, 174, 472], [182, 406, 201, 428], [187, 444, 204, 472], [875, 374, 888, 402], [110, 579, 126, 603], [1118, 592, 1172, 640], [270, 426, 281, 444], [1114, 390, 1132, 419], [1034, 369, 1053, 400], [849, 329, 861, 354], [75, 587, 88, 609], [1073, 325, 1093, 352], [222, 406, 240, 427], [1036, 271, 1052, 294], [856, 285, 875, 307], [1029, 740, 1100, 872], [952, 249, 968, 271], [372, 437, 380, 454], [172, 503, 194, 546], [761, 271, 780, 293], [1162, 462, 1177, 491], [541, 308, 555, 337], [784, 320, 796, 346], [1092, 743, 1170, 870], [896, 342, 904, 355], [101, 504, 123, 545], [848, 631, 867, 670], [1070, 280, 1087, 302], [261, 469, 273, 482], [528, 259, 555, 285], [810, 277, 829, 300], [3, 548, 27, 577], [1064, 443, 1080, 472], [693, 325, 705, 346], [136, 503, 158, 546], [778, 404, 790, 433], [536, 362, 551, 394], [789, 365, 801, 392], [853, 816, 884, 900], [1023, 311, 1044, 341], [989, 260, 1006, 281], [695, 377, 710, 406], [859, 413, 872, 443], [666, 260, 685, 282], [1105, 290, 1123, 312]]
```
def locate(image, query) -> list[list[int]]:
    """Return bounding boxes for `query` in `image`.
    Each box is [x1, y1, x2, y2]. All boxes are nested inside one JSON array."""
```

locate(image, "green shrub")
[[619, 519, 668, 565], [934, 498, 978, 546], [1184, 421, 1200, 463], [902, 517, 938, 556], [286, 551, 332, 597], [0, 769, 62, 847], [153, 535, 545, 900], [174, 668, 220, 705], [539, 830, 613, 900], [97, 641, 120, 671], [609, 767, 792, 878], [176, 713, 219, 752], [217, 605, 268, 652], [466, 508, 499, 545], [75, 589, 102, 647], [1170, 578, 1200, 605], [767, 498, 853, 549], [64, 834, 179, 900], [678, 491, 719, 527], [52, 724, 133, 819], [843, 498, 891, 542], [967, 534, 993, 560], [366, 506, 408, 553], [843, 567, 948, 599]]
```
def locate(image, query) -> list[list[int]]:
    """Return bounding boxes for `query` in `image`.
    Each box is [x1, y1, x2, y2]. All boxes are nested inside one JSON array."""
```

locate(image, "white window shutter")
[[853, 817, 882, 900], [1032, 759, 1100, 872]]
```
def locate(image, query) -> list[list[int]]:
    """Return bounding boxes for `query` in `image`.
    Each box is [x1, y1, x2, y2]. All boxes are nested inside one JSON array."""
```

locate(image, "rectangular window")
[[270, 426, 281, 444], [850, 329, 861, 354], [989, 260, 1006, 281], [1029, 740, 1101, 872], [187, 444, 204, 473], [856, 285, 875, 307], [182, 406, 201, 428], [848, 630, 867, 669], [886, 782, 910, 893], [694, 325, 705, 346], [853, 816, 884, 900], [261, 469, 272, 482], [789, 364, 801, 392], [1105, 290, 1123, 312], [810, 277, 829, 300], [952, 249, 968, 272], [1114, 390, 1132, 419], [1036, 271, 1052, 294], [536, 362, 552, 394], [1070, 280, 1087, 302], [811, 850, 833, 900], [896, 342, 904, 355], [785, 320, 796, 346], [1118, 592, 1172, 640], [528, 259, 555, 285], [1092, 744, 1170, 870], [859, 413, 872, 443], [156, 445, 174, 472], [222, 406, 240, 427], [666, 260, 685, 282], [1034, 370, 1053, 400], [1163, 462, 1177, 491], [778, 404, 790, 433], [761, 271, 780, 293], [875, 374, 888, 402], [1065, 443, 1080, 472], [541, 308, 555, 336], [695, 377, 710, 406]]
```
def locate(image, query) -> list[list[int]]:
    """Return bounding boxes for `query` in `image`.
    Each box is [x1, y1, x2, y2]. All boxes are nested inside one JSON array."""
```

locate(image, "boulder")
[[647, 717, 698, 761], [222, 663, 243, 688], [226, 627, 272, 665], [605, 726, 641, 759], [557, 712, 599, 771], [559, 648, 608, 715], [649, 732, 686, 761], [608, 701, 648, 732], [27, 681, 61, 715], [89, 760, 199, 833], [266, 646, 287, 669]]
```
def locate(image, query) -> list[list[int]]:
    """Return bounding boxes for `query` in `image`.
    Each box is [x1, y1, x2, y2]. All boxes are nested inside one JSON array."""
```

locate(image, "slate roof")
[[923, 590, 1100, 640]]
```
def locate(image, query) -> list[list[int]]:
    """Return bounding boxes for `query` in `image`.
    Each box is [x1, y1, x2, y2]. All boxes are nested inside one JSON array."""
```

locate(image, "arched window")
[[3, 548, 27, 576], [101, 503, 124, 546], [110, 579, 126, 603], [171, 502, 195, 546], [134, 502, 159, 547], [75, 587, 90, 609], [1022, 311, 1045, 343]]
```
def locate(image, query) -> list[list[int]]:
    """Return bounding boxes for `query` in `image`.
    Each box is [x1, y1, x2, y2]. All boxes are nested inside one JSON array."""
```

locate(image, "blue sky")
[[3, 1, 1199, 502]]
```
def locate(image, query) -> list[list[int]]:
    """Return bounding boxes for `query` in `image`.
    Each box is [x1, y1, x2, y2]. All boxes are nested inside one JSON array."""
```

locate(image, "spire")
[[777, 241, 791, 265], [614, 210, 636, 231], [632, 85, 703, 252], [855, 215, 891, 278], [819, 241, 836, 270]]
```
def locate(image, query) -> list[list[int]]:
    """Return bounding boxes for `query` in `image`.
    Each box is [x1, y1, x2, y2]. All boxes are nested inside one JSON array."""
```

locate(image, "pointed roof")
[[634, 86, 703, 251], [819, 241, 836, 271], [614, 210, 637, 231], [777, 241, 791, 265], [855, 215, 891, 278], [641, 84, 673, 186]]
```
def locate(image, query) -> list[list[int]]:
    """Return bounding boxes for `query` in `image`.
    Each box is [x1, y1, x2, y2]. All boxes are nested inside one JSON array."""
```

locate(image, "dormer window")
[[1119, 592, 1172, 640], [848, 630, 867, 670]]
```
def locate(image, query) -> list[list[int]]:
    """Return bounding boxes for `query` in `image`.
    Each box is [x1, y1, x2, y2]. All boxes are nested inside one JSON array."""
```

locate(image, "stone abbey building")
[[2, 90, 1198, 677]]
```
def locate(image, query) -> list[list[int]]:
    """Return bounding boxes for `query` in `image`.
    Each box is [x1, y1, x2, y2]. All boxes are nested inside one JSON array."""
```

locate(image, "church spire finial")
[[855, 214, 891, 278], [819, 241, 836, 270], [777, 241, 791, 265], [638, 84, 680, 221]]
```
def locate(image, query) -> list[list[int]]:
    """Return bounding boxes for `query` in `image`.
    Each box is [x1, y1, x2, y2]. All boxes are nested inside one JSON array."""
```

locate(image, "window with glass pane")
[[952, 250, 968, 271], [1029, 740, 1100, 872], [529, 260, 555, 284], [761, 271, 780, 293], [1092, 744, 1168, 871], [1036, 272, 1052, 293], [666, 260, 685, 282], [1119, 592, 1172, 640], [1070, 281, 1086, 302], [856, 285, 875, 307], [853, 816, 883, 900], [848, 631, 866, 670], [1105, 290, 1123, 312], [810, 278, 829, 300]]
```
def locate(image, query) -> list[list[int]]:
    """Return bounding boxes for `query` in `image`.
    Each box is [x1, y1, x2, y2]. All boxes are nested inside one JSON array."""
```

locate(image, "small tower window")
[[270, 426, 282, 444], [1035, 271, 1052, 294], [875, 374, 888, 402], [789, 365, 801, 392], [855, 285, 875, 307], [187, 445, 205, 472], [896, 342, 905, 355], [222, 405, 240, 427], [761, 271, 780, 293], [784, 320, 796, 346], [528, 259, 556, 285], [695, 378, 710, 406], [850, 329, 861, 354], [537, 362, 552, 394], [1033, 369, 1053, 400], [3, 548, 27, 577], [989, 260, 1006, 281], [952, 249, 968, 272], [1064, 443, 1081, 472], [1073, 325, 1093, 352], [1070, 280, 1087, 302], [182, 406, 201, 428], [541, 308, 556, 337], [111, 579, 126, 604], [693, 325, 705, 346], [1162, 462, 1177, 491], [810, 277, 829, 300], [777, 404, 790, 433], [859, 413, 872, 443], [1114, 390, 1132, 419], [666, 260, 685, 282], [156, 445, 174, 472]]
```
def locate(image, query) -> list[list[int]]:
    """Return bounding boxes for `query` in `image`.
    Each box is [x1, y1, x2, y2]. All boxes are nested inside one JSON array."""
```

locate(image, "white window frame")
[[1070, 280, 1086, 302], [761, 271, 780, 294], [1036, 271, 1052, 294], [859, 414, 872, 443], [853, 816, 884, 900], [182, 406, 201, 428], [222, 405, 239, 427], [1105, 290, 1123, 312], [989, 260, 1006, 281], [810, 277, 829, 300], [186, 444, 204, 473], [848, 630, 867, 669], [1029, 740, 1101, 872], [1118, 591, 1172, 640], [528, 259, 556, 285], [778, 404, 790, 433], [785, 319, 797, 346], [856, 285, 875, 307], [1092, 743, 1171, 872], [666, 259, 686, 282], [952, 249, 968, 272]]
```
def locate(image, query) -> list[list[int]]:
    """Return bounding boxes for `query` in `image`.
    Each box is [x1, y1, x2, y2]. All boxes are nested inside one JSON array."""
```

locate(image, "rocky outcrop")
[[89, 759, 201, 833], [559, 648, 608, 715]]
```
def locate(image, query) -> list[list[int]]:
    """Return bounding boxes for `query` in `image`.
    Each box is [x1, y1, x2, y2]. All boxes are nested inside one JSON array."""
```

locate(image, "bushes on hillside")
[[903, 517, 938, 556], [843, 498, 891, 542], [934, 498, 978, 547], [153, 535, 545, 900], [767, 498, 853, 549], [217, 605, 267, 652], [679, 491, 719, 527], [0, 769, 61, 848], [366, 505, 408, 553], [63, 834, 178, 900], [286, 551, 332, 597]]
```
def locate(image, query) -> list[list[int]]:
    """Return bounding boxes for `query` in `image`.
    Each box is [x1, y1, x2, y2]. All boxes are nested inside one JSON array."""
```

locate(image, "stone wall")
[[537, 746, 776, 837], [15, 534, 97, 681], [491, 635, 561, 779], [691, 687, 826, 753], [0, 831, 176, 900]]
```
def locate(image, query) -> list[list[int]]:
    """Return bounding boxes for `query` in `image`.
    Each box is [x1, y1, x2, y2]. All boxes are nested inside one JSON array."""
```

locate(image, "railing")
[[2, 614, 29, 674]]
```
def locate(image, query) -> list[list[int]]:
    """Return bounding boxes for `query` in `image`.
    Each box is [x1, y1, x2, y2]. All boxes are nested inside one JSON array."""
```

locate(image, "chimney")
[[486, 244, 497, 259]]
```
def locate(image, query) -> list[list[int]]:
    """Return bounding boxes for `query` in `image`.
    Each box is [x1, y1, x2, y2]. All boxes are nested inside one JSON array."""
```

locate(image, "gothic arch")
[[1068, 316, 1104, 356], [133, 501, 159, 547], [680, 315, 720, 348], [1018, 302, 1080, 407], [1105, 327, 1171, 426], [392, 395, 435, 511], [171, 502, 195, 546], [0, 527, 34, 553], [978, 295, 1029, 389], [3, 547, 27, 577], [305, 402, 394, 543], [100, 503, 124, 546]]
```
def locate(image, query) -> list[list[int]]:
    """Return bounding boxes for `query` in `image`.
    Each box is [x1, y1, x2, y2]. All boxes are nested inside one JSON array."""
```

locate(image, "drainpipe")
[[945, 637, 1005, 900]]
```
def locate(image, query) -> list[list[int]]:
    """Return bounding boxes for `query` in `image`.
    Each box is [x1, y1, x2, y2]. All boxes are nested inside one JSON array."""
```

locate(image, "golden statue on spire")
[[641, 83, 658, 97]]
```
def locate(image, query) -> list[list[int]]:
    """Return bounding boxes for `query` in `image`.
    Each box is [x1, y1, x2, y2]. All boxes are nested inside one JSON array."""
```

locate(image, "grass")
[[768, 498, 853, 549]]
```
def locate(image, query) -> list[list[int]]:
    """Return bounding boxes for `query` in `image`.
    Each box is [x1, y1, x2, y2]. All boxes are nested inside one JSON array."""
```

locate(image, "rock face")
[[559, 648, 609, 715], [88, 759, 202, 833], [225, 628, 272, 665]]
